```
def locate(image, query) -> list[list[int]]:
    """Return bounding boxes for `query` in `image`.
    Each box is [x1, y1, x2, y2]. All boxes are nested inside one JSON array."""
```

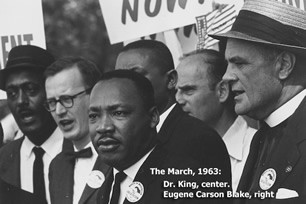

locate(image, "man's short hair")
[[98, 70, 155, 110], [44, 57, 102, 89], [183, 49, 227, 90], [121, 40, 175, 73]]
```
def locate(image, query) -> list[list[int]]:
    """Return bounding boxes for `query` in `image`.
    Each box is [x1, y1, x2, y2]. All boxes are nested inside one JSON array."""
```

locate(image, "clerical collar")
[[265, 90, 306, 127]]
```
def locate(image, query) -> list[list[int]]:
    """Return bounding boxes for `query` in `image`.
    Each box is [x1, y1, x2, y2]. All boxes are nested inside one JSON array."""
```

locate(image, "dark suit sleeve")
[[0, 123, 3, 147], [0, 178, 47, 204]]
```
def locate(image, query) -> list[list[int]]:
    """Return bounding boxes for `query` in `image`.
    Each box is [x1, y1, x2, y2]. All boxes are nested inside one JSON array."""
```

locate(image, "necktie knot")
[[65, 147, 93, 159], [33, 147, 45, 158]]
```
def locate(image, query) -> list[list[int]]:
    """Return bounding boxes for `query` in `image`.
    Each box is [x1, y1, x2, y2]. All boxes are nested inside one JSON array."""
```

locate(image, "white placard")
[[0, 0, 46, 99], [99, 0, 213, 44], [0, 0, 46, 69]]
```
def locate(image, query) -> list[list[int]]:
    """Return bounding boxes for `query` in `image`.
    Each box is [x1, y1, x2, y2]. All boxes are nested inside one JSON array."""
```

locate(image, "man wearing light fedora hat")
[[210, 0, 306, 203], [0, 45, 69, 204]]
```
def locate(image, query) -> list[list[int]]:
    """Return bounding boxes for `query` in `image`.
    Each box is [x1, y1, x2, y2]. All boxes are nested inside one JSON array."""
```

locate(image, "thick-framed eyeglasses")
[[44, 88, 91, 112]]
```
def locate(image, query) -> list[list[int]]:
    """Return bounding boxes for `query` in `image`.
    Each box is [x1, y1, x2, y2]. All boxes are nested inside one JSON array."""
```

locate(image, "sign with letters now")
[[99, 0, 214, 44]]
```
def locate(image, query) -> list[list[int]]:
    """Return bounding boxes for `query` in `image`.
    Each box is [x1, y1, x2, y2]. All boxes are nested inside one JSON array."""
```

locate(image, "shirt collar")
[[23, 127, 63, 158], [156, 104, 175, 132], [222, 116, 247, 161], [114, 147, 155, 180], [265, 90, 306, 127]]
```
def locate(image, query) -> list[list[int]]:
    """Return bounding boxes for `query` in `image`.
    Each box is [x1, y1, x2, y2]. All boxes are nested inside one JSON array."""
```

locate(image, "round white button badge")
[[126, 181, 144, 203], [87, 170, 105, 189], [259, 168, 277, 190]]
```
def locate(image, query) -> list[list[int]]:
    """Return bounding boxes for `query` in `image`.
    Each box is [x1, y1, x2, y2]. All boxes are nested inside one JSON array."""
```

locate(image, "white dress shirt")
[[222, 116, 256, 192], [20, 127, 63, 204], [265, 89, 306, 127], [73, 142, 98, 204], [156, 104, 175, 132], [110, 148, 154, 204]]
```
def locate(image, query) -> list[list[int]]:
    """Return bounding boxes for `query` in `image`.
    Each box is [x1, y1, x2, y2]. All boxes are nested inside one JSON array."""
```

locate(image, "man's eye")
[[113, 111, 127, 117], [24, 84, 40, 95], [89, 113, 98, 120], [6, 89, 17, 99], [60, 96, 73, 105], [181, 89, 194, 96]]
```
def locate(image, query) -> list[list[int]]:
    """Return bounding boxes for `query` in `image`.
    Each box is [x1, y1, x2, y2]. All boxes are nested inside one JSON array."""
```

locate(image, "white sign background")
[[99, 0, 213, 44], [0, 0, 46, 99]]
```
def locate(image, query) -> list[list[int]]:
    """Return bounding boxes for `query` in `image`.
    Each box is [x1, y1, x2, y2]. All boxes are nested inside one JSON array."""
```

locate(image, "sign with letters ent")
[[0, 0, 46, 99]]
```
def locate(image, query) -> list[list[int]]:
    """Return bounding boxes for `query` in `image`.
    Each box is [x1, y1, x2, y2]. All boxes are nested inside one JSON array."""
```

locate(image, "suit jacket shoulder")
[[237, 97, 306, 204], [158, 104, 232, 185], [0, 137, 24, 187]]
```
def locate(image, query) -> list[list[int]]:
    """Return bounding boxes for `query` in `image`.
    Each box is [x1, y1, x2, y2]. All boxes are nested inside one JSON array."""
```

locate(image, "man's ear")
[[166, 69, 177, 90], [149, 106, 160, 128], [216, 80, 230, 103], [276, 51, 296, 80]]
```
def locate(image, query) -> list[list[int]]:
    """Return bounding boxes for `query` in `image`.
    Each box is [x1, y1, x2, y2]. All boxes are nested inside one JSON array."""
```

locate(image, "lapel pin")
[[87, 170, 105, 189], [126, 181, 144, 202], [259, 168, 277, 190], [285, 165, 292, 173]]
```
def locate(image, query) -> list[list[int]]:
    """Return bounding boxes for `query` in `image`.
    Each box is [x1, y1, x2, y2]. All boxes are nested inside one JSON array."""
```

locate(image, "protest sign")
[[99, 0, 214, 44], [0, 0, 46, 99]]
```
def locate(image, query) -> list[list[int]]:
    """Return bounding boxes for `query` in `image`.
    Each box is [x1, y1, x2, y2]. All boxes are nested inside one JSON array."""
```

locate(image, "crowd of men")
[[0, 0, 306, 203]]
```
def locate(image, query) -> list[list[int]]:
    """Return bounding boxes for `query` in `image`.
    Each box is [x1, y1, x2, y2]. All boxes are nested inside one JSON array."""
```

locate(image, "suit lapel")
[[2, 137, 24, 187], [49, 139, 74, 204], [236, 129, 264, 192], [78, 157, 110, 204], [158, 104, 183, 145], [97, 169, 114, 204], [122, 146, 168, 204], [270, 97, 306, 191]]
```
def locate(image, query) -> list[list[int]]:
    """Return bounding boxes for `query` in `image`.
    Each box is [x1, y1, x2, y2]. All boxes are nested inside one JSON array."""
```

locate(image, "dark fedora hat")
[[0, 45, 55, 91], [209, 0, 306, 56]]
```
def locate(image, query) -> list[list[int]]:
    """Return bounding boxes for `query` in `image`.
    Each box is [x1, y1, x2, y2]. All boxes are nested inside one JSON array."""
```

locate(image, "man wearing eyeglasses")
[[0, 45, 65, 204], [44, 57, 110, 204]]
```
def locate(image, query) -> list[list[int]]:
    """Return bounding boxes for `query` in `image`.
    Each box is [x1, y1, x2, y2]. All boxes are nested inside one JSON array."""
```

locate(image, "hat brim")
[[0, 64, 43, 91], [209, 31, 306, 56]]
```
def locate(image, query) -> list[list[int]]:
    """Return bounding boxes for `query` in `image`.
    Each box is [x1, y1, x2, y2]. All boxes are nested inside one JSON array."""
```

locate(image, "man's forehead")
[[92, 79, 137, 98], [5, 70, 42, 86], [90, 81, 142, 110], [225, 39, 263, 57]]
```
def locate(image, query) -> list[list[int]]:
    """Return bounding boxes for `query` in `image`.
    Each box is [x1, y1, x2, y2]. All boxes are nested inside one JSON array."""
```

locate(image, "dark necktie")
[[33, 147, 46, 202], [110, 171, 127, 204]]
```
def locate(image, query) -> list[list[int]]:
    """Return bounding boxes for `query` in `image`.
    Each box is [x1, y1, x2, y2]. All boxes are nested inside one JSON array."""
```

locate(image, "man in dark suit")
[[0, 45, 64, 203], [115, 40, 232, 187], [210, 0, 306, 203], [0, 178, 46, 204], [44, 57, 110, 204], [89, 70, 230, 204]]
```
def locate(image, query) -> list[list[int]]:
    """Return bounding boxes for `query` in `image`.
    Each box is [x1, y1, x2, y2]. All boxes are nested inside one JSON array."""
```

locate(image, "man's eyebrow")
[[177, 84, 196, 90], [227, 56, 246, 63], [88, 106, 100, 112], [89, 103, 131, 112]]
